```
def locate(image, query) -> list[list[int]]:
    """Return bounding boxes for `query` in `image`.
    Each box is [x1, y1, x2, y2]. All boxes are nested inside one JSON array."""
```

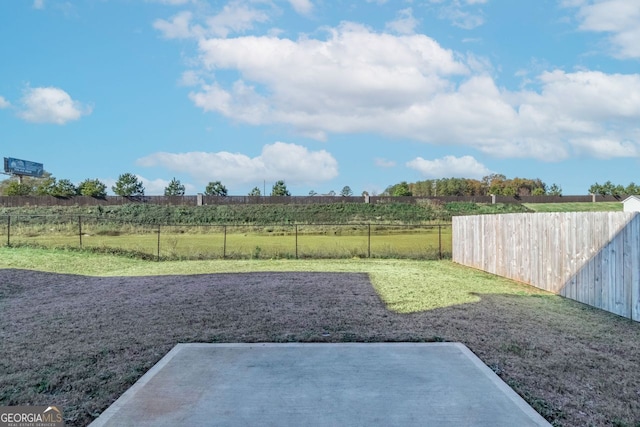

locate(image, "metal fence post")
[[438, 225, 442, 260], [78, 216, 83, 248], [368, 223, 371, 258], [157, 224, 161, 262], [223, 225, 227, 258], [295, 225, 298, 259], [6, 216, 10, 247]]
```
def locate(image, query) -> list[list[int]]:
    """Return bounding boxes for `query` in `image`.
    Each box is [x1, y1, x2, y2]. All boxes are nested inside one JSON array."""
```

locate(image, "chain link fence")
[[0, 215, 452, 260]]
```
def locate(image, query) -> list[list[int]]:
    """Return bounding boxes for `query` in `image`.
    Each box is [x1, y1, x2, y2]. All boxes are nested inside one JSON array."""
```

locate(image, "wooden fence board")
[[453, 212, 640, 321]]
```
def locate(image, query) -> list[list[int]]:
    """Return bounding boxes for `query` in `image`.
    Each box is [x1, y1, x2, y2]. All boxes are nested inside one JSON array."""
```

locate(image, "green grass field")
[[0, 246, 536, 313], [2, 247, 640, 426], [1, 223, 452, 260], [523, 201, 623, 212]]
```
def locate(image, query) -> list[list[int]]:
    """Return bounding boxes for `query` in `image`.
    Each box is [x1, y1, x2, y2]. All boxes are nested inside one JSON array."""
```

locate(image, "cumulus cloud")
[[567, 0, 640, 58], [0, 96, 10, 109], [136, 142, 338, 186], [184, 19, 640, 161], [407, 155, 492, 179], [18, 87, 92, 124], [190, 22, 468, 139], [153, 8, 640, 163]]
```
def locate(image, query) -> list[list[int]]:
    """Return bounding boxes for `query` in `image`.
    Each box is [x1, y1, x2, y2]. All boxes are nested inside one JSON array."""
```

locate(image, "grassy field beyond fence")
[[0, 215, 451, 260]]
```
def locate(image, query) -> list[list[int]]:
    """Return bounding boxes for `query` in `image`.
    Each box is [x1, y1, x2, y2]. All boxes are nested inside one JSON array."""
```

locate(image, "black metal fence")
[[0, 215, 452, 261]]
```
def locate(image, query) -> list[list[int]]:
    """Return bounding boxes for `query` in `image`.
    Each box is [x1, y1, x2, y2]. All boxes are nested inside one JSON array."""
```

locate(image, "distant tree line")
[[588, 181, 640, 197], [0, 172, 109, 198], [384, 175, 562, 197], [0, 173, 297, 198], [9, 171, 637, 199]]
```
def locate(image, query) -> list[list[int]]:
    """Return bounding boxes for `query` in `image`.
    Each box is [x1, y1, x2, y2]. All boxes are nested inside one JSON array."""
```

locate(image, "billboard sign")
[[4, 157, 44, 177]]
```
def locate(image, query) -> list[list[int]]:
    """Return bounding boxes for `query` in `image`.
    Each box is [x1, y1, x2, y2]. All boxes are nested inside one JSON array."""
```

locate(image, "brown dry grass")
[[1, 269, 640, 427]]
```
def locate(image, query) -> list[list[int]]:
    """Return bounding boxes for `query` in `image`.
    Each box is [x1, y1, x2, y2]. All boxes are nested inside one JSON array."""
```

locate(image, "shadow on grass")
[[1, 269, 639, 427]]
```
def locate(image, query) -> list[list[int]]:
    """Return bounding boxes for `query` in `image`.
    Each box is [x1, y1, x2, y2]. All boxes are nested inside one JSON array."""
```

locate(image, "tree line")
[[383, 175, 561, 197], [588, 181, 640, 197], [0, 173, 294, 197], [3, 171, 638, 198]]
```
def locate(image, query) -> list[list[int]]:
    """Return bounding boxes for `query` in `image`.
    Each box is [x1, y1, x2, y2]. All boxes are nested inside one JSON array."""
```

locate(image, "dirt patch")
[[1, 269, 639, 426]]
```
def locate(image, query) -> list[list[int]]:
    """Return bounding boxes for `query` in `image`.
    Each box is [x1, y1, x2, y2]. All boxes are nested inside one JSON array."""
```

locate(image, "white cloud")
[[139, 176, 171, 196], [206, 1, 270, 38], [287, 0, 313, 16], [407, 155, 492, 178], [570, 137, 638, 158], [153, 1, 270, 39], [0, 96, 10, 109], [568, 0, 640, 58], [136, 142, 338, 186], [166, 19, 640, 162], [154, 11, 200, 39], [191, 22, 468, 140], [385, 8, 419, 35], [18, 87, 92, 124], [33, 0, 45, 10]]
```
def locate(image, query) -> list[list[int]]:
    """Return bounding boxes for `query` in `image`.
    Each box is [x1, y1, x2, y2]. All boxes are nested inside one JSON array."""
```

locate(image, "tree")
[[612, 184, 626, 197], [392, 181, 412, 197], [483, 173, 507, 195], [340, 186, 353, 197], [112, 173, 145, 197], [625, 182, 640, 195], [204, 181, 227, 196], [50, 179, 77, 198], [308, 190, 317, 196], [547, 183, 562, 196], [34, 175, 56, 195], [164, 177, 185, 196], [4, 181, 32, 196], [327, 190, 336, 196], [588, 182, 605, 196], [248, 187, 261, 196], [532, 187, 545, 196], [271, 180, 290, 196], [78, 178, 107, 198]]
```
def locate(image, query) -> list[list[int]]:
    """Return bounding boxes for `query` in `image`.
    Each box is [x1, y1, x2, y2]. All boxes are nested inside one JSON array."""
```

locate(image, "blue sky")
[[1, 0, 639, 196]]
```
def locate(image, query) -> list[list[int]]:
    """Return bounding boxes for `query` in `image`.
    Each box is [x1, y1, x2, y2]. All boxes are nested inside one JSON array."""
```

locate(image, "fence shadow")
[[558, 213, 640, 321], [453, 212, 640, 322]]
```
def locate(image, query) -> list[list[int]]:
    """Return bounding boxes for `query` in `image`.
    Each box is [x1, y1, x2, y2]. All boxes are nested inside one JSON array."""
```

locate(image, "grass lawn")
[[523, 202, 623, 212], [1, 247, 639, 427], [2, 225, 452, 260]]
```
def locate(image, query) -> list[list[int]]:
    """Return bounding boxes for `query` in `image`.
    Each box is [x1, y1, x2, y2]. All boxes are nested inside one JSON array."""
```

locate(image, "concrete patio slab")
[[90, 343, 550, 427]]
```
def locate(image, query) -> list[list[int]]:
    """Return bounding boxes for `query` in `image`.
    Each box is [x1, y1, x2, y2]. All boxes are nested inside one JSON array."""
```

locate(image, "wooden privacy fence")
[[453, 212, 640, 321]]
